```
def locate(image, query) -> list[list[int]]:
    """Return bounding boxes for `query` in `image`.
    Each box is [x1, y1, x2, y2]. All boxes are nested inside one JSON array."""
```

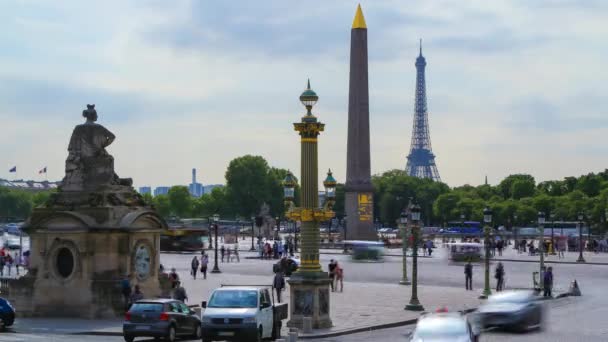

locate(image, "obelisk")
[[344, 4, 377, 240]]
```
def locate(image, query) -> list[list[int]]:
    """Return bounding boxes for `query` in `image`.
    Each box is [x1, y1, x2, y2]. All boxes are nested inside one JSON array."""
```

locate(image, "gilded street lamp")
[[399, 208, 411, 285], [405, 203, 424, 311], [480, 207, 493, 299], [250, 216, 256, 251], [211, 213, 221, 273], [538, 212, 546, 289], [283, 171, 297, 254], [577, 213, 586, 263], [284, 80, 335, 329], [550, 213, 556, 255]]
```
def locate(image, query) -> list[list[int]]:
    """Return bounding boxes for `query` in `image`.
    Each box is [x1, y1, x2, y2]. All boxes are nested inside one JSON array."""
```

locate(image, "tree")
[[498, 174, 535, 199], [168, 186, 192, 218], [511, 179, 536, 199], [151, 194, 171, 218], [225, 155, 273, 218]]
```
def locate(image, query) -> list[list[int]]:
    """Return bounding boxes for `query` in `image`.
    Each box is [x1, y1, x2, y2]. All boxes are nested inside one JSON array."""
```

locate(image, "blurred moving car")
[[0, 297, 15, 331], [476, 291, 543, 331], [408, 311, 479, 342], [273, 257, 299, 276], [123, 299, 201, 342]]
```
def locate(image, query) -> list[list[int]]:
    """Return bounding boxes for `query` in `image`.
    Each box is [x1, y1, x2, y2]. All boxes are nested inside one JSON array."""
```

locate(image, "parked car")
[[475, 290, 543, 331], [123, 299, 201, 342], [0, 297, 16, 331], [201, 285, 288, 342], [408, 311, 479, 342]]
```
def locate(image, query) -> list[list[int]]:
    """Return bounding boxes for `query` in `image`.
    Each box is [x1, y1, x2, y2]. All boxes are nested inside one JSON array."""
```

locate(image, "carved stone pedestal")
[[286, 273, 332, 330]]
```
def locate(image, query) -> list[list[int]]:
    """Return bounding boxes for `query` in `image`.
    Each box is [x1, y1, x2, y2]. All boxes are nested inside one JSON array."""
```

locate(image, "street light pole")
[[577, 213, 586, 263], [406, 203, 424, 311], [538, 212, 545, 289], [250, 216, 256, 251], [399, 208, 410, 285], [480, 207, 493, 299], [211, 214, 221, 273], [550, 214, 556, 255]]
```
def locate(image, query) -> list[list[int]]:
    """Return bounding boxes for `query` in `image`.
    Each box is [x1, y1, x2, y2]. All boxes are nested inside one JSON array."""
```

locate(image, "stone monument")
[[344, 5, 377, 240], [9, 104, 168, 318]]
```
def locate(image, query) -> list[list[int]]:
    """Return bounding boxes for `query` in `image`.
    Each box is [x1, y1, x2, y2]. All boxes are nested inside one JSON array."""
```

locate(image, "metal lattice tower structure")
[[406, 40, 441, 182]]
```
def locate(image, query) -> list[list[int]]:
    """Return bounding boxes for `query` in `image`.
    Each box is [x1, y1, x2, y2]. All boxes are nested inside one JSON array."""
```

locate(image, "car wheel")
[[123, 335, 134, 342], [166, 325, 176, 342], [192, 324, 202, 339]]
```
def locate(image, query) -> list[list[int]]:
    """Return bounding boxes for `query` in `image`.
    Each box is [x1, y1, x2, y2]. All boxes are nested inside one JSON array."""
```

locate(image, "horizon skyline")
[[2, 1, 607, 189]]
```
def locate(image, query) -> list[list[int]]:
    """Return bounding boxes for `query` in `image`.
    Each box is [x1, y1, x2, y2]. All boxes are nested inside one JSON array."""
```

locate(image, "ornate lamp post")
[[405, 203, 424, 311], [399, 208, 410, 285], [324, 169, 337, 246], [577, 213, 586, 263], [250, 216, 256, 251], [211, 213, 221, 273], [342, 216, 348, 254], [538, 212, 546, 289], [284, 80, 335, 329], [480, 207, 493, 299], [550, 213, 556, 255]]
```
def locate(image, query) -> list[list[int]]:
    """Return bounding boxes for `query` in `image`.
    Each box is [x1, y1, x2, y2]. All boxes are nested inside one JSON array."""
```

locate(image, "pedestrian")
[[200, 253, 209, 279], [495, 262, 505, 292], [328, 259, 337, 292], [426, 240, 433, 257], [190, 255, 199, 279], [273, 271, 286, 303], [335, 262, 344, 292], [464, 260, 473, 291], [5, 254, 12, 276], [226, 246, 231, 263], [543, 266, 553, 298], [558, 240, 565, 259], [173, 281, 188, 303], [0, 255, 5, 277], [130, 284, 144, 304], [220, 245, 226, 262], [497, 240, 504, 256], [169, 267, 180, 289], [233, 246, 240, 262], [14, 253, 20, 276], [121, 274, 132, 311]]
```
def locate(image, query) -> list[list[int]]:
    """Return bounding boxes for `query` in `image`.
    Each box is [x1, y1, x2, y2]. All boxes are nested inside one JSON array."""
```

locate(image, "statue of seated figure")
[[61, 104, 131, 191]]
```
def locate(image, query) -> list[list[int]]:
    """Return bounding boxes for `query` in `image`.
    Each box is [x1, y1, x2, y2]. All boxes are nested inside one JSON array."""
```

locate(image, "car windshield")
[[488, 292, 531, 304], [208, 290, 258, 308], [413, 317, 468, 338], [130, 303, 163, 312]]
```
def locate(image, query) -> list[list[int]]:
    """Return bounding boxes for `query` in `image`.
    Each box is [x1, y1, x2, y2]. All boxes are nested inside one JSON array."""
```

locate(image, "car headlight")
[[202, 316, 212, 323], [243, 317, 256, 324]]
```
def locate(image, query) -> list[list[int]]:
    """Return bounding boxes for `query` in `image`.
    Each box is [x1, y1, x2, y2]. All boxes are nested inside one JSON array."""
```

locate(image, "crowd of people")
[[0, 248, 27, 277]]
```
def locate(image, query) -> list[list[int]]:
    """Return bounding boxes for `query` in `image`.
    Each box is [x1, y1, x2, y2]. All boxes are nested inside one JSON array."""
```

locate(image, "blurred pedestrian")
[[233, 246, 240, 262], [543, 267, 553, 297], [200, 253, 209, 279], [273, 271, 286, 303], [226, 246, 231, 263], [335, 262, 344, 292], [121, 274, 132, 311], [495, 262, 505, 292], [5, 254, 13, 276], [169, 268, 180, 289], [328, 259, 337, 292], [221, 245, 226, 262], [190, 255, 199, 279], [173, 281, 188, 303], [465, 260, 473, 291], [130, 284, 144, 304]]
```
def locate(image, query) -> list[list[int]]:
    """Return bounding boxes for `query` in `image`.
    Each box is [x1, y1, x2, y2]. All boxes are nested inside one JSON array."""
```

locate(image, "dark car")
[[123, 299, 201, 342], [0, 297, 16, 330], [476, 291, 543, 331]]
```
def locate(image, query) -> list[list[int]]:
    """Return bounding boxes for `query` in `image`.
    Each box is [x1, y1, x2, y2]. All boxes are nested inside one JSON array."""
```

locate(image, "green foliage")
[[168, 186, 192, 217], [151, 194, 171, 218]]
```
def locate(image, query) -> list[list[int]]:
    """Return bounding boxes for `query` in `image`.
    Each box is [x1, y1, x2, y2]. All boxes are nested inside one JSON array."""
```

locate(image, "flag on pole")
[[9, 166, 16, 173], [39, 167, 47, 174]]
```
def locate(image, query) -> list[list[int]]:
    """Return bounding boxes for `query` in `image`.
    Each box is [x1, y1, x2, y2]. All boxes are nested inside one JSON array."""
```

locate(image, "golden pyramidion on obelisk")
[[352, 4, 367, 29]]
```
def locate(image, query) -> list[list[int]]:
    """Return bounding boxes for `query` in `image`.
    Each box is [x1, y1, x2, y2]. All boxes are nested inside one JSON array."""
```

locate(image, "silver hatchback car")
[[408, 312, 479, 342]]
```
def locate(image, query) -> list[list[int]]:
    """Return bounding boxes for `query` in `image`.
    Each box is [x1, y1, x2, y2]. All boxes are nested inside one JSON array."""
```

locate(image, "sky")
[[1, 0, 607, 189]]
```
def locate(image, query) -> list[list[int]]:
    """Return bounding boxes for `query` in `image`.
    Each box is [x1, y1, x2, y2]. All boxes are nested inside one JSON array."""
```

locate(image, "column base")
[[399, 280, 411, 285], [286, 273, 333, 330], [576, 257, 586, 263], [405, 303, 425, 311]]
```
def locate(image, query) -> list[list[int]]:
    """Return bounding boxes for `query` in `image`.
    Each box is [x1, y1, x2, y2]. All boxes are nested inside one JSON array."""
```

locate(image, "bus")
[[161, 218, 210, 252], [441, 221, 483, 236]]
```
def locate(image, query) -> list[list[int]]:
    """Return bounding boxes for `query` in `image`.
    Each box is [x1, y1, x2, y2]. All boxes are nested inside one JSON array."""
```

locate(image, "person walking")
[[220, 245, 226, 263], [495, 262, 505, 292], [200, 253, 209, 279], [173, 281, 188, 302], [497, 240, 504, 257], [273, 271, 286, 303], [5, 254, 13, 276], [233, 246, 240, 262], [543, 266, 553, 298], [169, 268, 180, 289], [190, 255, 199, 279], [226, 246, 231, 263], [328, 259, 337, 292], [121, 274, 132, 311], [464, 260, 473, 291], [335, 262, 344, 292], [130, 284, 144, 305]]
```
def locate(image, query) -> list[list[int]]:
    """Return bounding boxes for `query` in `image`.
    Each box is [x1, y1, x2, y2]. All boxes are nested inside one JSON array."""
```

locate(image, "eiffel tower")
[[406, 40, 441, 182]]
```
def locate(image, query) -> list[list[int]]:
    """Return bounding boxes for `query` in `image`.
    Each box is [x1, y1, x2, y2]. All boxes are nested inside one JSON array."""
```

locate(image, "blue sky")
[[1, 0, 607, 188]]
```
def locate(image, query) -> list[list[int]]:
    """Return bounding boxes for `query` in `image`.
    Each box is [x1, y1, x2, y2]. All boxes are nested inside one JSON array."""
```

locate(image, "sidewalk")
[[11, 272, 484, 338]]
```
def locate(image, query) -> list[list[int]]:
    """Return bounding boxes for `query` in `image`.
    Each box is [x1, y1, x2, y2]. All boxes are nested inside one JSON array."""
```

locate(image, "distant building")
[[138, 186, 152, 195], [189, 168, 204, 198], [0, 178, 59, 192], [154, 186, 170, 196], [203, 184, 223, 194]]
